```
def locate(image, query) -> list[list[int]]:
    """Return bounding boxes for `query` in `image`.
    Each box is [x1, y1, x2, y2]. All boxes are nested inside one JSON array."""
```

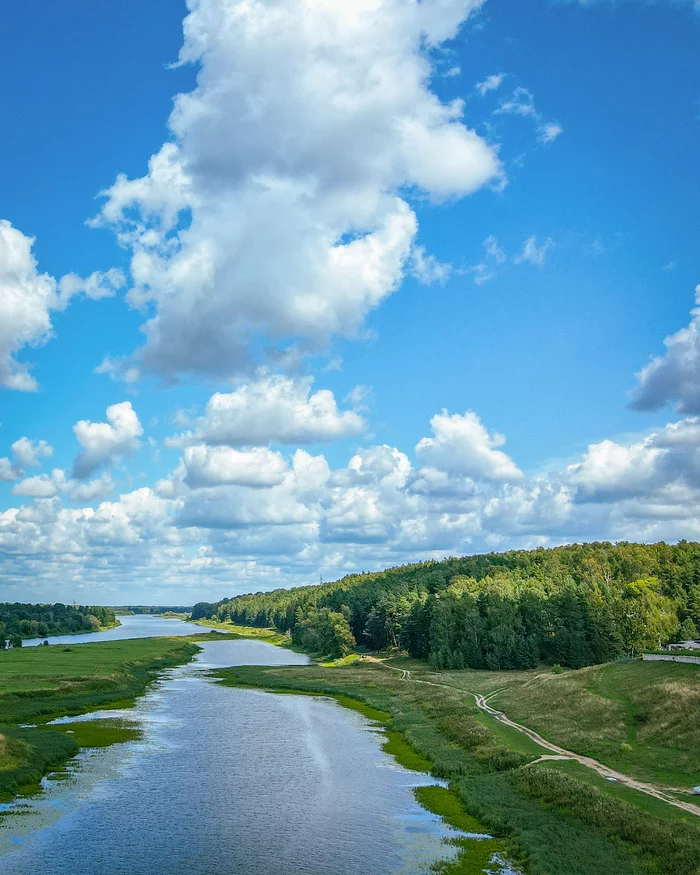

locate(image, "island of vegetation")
[[194, 541, 700, 875], [0, 602, 118, 647]]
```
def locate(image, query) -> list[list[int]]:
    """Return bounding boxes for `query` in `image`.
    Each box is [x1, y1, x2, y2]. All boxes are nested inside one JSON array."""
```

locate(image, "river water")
[[0, 619, 491, 874], [21, 612, 207, 646]]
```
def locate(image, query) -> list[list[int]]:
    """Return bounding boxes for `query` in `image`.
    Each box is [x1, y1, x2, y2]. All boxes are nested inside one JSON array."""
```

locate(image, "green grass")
[[0, 636, 200, 801], [414, 786, 503, 875], [384, 658, 700, 791], [189, 618, 292, 645], [215, 660, 700, 875], [438, 659, 700, 790]]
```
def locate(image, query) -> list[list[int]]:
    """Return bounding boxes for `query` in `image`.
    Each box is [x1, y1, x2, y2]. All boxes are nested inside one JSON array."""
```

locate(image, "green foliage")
[[291, 606, 356, 658], [0, 602, 117, 642], [679, 617, 699, 640], [200, 541, 700, 669], [511, 766, 700, 875]]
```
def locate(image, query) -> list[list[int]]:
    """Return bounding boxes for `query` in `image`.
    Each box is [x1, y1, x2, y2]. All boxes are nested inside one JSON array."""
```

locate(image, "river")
[[0, 618, 502, 874], [21, 612, 207, 646]]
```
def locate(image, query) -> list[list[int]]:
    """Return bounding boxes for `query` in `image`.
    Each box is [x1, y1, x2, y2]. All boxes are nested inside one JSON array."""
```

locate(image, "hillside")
[[192, 541, 700, 665]]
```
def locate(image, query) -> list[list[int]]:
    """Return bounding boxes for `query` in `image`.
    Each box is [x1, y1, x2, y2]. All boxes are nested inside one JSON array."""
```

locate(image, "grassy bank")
[[418, 658, 700, 792], [0, 636, 204, 801], [190, 618, 298, 647], [215, 660, 700, 875]]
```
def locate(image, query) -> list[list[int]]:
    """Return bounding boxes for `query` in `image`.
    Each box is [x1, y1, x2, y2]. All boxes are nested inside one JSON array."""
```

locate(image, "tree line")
[[0, 603, 117, 649], [191, 542, 700, 665]]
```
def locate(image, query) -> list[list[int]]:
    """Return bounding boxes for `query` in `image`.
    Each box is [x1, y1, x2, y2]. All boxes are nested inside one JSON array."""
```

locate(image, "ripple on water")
[[1, 634, 514, 875]]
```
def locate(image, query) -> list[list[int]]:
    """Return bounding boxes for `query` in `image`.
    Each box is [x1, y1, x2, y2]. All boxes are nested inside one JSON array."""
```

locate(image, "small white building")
[[668, 640, 700, 651]]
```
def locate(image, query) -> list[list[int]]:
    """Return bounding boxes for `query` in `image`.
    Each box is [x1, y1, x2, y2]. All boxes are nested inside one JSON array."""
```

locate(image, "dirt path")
[[366, 658, 700, 818]]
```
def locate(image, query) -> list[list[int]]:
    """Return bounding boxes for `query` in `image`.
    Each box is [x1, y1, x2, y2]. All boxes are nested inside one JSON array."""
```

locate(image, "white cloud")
[[410, 245, 452, 285], [537, 122, 563, 144], [630, 285, 700, 414], [175, 374, 365, 447], [476, 73, 505, 96], [0, 219, 124, 392], [515, 235, 555, 267], [497, 86, 538, 118], [0, 458, 17, 481], [183, 445, 289, 489], [11, 437, 53, 469], [467, 234, 506, 284], [416, 410, 523, 482], [92, 0, 501, 383], [0, 220, 56, 392], [445, 66, 461, 78], [72, 401, 144, 479], [6, 408, 700, 600], [0, 436, 53, 481], [65, 474, 115, 504], [566, 438, 662, 501], [12, 469, 66, 499], [496, 87, 562, 146]]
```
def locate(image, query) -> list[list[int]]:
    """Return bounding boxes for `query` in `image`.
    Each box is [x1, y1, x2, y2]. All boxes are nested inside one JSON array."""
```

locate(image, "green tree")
[[679, 617, 699, 641], [617, 578, 679, 654]]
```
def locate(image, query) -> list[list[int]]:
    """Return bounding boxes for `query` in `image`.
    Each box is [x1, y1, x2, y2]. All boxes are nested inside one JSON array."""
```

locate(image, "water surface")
[[22, 613, 206, 646], [1, 628, 473, 874]]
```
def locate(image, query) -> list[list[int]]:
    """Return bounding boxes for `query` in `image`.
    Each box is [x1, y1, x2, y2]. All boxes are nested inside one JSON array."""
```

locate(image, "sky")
[[0, 0, 699, 605]]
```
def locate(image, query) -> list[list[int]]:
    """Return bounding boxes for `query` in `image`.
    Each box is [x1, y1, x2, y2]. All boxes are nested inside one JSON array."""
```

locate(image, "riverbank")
[[0, 634, 220, 801], [215, 659, 700, 875], [189, 617, 292, 645]]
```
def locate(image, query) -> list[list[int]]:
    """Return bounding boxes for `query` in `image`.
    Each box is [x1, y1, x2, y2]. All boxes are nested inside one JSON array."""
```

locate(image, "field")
[[0, 635, 211, 800], [215, 657, 700, 875], [421, 658, 700, 791]]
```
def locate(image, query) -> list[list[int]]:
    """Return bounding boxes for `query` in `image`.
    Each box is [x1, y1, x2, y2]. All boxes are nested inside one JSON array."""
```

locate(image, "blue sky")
[[1, 0, 699, 604]]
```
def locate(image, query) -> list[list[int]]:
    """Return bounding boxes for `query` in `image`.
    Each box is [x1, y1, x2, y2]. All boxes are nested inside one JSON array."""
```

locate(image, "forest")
[[0, 603, 117, 648], [192, 542, 700, 665]]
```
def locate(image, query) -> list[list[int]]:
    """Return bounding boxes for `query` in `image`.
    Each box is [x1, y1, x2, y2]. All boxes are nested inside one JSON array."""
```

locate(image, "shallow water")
[[21, 612, 207, 646], [0, 627, 479, 874]]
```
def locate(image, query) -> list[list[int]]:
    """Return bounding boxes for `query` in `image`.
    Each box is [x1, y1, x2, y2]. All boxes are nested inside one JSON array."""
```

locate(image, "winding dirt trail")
[[365, 658, 700, 818]]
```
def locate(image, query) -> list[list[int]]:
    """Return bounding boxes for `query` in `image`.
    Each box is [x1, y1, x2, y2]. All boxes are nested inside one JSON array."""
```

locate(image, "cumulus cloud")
[[416, 410, 523, 482], [515, 235, 555, 267], [566, 438, 663, 501], [174, 374, 365, 447], [0, 220, 124, 391], [630, 285, 700, 414], [92, 0, 502, 383], [11, 437, 53, 469], [0, 458, 17, 481], [12, 469, 66, 499], [72, 401, 144, 479], [6, 407, 700, 599], [0, 436, 53, 481], [65, 474, 115, 504], [183, 445, 289, 489]]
